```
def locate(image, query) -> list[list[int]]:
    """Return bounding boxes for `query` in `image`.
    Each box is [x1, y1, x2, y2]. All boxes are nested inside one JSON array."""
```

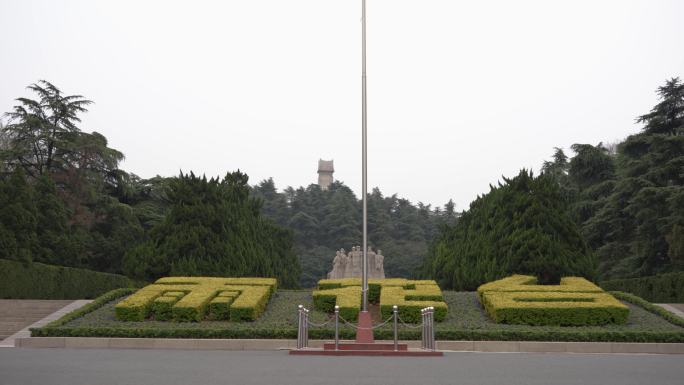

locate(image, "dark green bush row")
[[0, 259, 136, 299], [601, 273, 684, 303], [488, 306, 629, 326], [31, 289, 684, 342], [31, 324, 684, 343], [611, 291, 684, 328]]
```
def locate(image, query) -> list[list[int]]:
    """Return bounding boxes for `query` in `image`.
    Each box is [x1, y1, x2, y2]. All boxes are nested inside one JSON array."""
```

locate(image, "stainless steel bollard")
[[427, 307, 432, 350], [421, 308, 426, 350], [429, 307, 435, 351], [393, 305, 398, 351], [297, 305, 303, 349], [334, 305, 340, 351], [304, 308, 309, 348]]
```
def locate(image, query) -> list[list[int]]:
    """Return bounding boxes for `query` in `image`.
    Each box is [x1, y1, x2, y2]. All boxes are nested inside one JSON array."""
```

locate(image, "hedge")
[[0, 259, 135, 299], [379, 285, 447, 323], [30, 289, 684, 342], [315, 279, 447, 322], [478, 275, 628, 326], [312, 286, 361, 321], [600, 272, 684, 303], [611, 291, 684, 328], [114, 277, 277, 322], [477, 275, 603, 301], [481, 291, 629, 326]]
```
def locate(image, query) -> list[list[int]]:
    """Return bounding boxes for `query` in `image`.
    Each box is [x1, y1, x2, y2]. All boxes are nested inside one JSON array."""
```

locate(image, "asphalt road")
[[1, 348, 682, 385]]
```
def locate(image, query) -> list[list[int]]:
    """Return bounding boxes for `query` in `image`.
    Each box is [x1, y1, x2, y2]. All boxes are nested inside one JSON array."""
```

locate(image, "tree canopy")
[[252, 180, 457, 287], [536, 77, 684, 279]]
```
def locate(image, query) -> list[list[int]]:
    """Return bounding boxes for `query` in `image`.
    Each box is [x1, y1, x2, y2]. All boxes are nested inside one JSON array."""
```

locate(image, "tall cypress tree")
[[123, 171, 300, 287], [421, 170, 596, 290]]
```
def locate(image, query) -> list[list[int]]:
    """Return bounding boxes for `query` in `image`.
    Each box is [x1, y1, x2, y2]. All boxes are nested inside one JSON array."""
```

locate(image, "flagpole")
[[361, 0, 368, 313]]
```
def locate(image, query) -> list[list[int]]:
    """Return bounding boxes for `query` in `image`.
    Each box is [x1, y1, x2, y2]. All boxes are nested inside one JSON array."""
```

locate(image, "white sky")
[[1, 0, 682, 209]]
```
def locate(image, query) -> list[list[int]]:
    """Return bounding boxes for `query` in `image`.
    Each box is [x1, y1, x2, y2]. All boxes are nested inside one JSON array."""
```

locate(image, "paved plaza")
[[1, 348, 683, 385]]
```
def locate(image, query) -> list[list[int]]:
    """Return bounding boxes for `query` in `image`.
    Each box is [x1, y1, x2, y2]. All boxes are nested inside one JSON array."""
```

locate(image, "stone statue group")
[[327, 246, 385, 280]]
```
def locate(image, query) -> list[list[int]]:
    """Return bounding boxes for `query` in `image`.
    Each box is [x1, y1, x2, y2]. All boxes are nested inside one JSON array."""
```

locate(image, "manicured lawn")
[[32, 289, 684, 342]]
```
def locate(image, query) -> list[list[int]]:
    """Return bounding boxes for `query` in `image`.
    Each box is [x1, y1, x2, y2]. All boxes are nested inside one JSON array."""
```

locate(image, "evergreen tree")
[[33, 175, 77, 265], [636, 77, 684, 136], [1, 80, 93, 178], [539, 77, 684, 280], [123, 171, 300, 287], [421, 170, 596, 290], [0, 169, 38, 263]]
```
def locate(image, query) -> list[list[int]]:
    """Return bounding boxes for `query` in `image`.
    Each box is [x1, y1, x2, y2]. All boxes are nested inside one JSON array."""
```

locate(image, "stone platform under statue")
[[327, 246, 385, 280]]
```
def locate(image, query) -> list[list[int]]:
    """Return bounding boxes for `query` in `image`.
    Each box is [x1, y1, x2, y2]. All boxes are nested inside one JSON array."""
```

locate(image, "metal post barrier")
[[428, 307, 435, 350], [393, 305, 398, 351], [425, 307, 430, 349], [334, 305, 340, 351], [430, 307, 436, 351], [297, 305, 303, 349], [420, 308, 426, 350], [427, 307, 432, 350], [304, 308, 309, 348]]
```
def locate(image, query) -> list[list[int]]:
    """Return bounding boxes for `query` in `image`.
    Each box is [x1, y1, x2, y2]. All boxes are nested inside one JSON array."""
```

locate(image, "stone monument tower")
[[317, 159, 334, 191]]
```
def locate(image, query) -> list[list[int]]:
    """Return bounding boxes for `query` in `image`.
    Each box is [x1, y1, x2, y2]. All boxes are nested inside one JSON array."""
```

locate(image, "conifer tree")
[[421, 170, 596, 289], [0, 169, 38, 263], [123, 171, 300, 287]]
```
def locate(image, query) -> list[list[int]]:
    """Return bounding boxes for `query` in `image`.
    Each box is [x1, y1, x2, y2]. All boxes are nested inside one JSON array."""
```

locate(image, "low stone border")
[[14, 337, 684, 354]]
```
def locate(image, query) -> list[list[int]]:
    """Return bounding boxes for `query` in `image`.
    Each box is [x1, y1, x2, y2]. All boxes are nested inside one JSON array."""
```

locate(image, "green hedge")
[[30, 289, 684, 343], [478, 275, 628, 326], [601, 272, 684, 303], [611, 291, 684, 328], [0, 259, 136, 299]]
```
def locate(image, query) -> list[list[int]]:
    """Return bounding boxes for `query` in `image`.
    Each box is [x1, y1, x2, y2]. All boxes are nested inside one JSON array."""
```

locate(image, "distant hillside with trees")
[[252, 180, 458, 287]]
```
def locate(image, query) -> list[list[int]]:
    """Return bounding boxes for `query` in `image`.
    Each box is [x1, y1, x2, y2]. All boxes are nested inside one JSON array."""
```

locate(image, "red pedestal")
[[355, 311, 374, 343]]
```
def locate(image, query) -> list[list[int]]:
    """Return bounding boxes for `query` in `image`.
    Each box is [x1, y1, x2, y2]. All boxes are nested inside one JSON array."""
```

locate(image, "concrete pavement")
[[1, 348, 683, 385]]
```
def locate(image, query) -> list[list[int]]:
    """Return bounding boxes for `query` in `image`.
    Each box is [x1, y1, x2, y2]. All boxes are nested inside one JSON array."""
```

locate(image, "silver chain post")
[[420, 308, 426, 350], [393, 305, 398, 351], [334, 305, 340, 351], [304, 308, 309, 348], [429, 307, 435, 351], [297, 305, 303, 349]]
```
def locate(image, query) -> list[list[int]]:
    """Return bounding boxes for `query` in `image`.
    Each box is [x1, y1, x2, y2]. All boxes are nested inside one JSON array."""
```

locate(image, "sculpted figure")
[[327, 245, 385, 279], [375, 249, 384, 271], [351, 246, 359, 267], [333, 250, 342, 267], [339, 249, 349, 267]]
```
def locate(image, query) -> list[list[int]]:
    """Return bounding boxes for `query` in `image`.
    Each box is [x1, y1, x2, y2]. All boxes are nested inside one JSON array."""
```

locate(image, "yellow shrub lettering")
[[314, 278, 448, 323], [115, 277, 277, 322], [477, 275, 629, 326]]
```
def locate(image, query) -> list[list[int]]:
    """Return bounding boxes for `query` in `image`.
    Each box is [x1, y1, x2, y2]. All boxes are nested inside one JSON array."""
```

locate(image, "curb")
[[14, 338, 684, 354]]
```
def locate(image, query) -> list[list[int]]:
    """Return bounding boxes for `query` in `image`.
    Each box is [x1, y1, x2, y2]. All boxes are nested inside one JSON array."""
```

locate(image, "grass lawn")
[[32, 289, 684, 342]]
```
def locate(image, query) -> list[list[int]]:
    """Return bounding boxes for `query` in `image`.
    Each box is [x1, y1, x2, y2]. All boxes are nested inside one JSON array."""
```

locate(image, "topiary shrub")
[[114, 277, 277, 322], [478, 275, 628, 326]]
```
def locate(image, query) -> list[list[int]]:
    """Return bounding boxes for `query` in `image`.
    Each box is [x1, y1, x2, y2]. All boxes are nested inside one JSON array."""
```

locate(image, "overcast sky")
[[1, 0, 682, 210]]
